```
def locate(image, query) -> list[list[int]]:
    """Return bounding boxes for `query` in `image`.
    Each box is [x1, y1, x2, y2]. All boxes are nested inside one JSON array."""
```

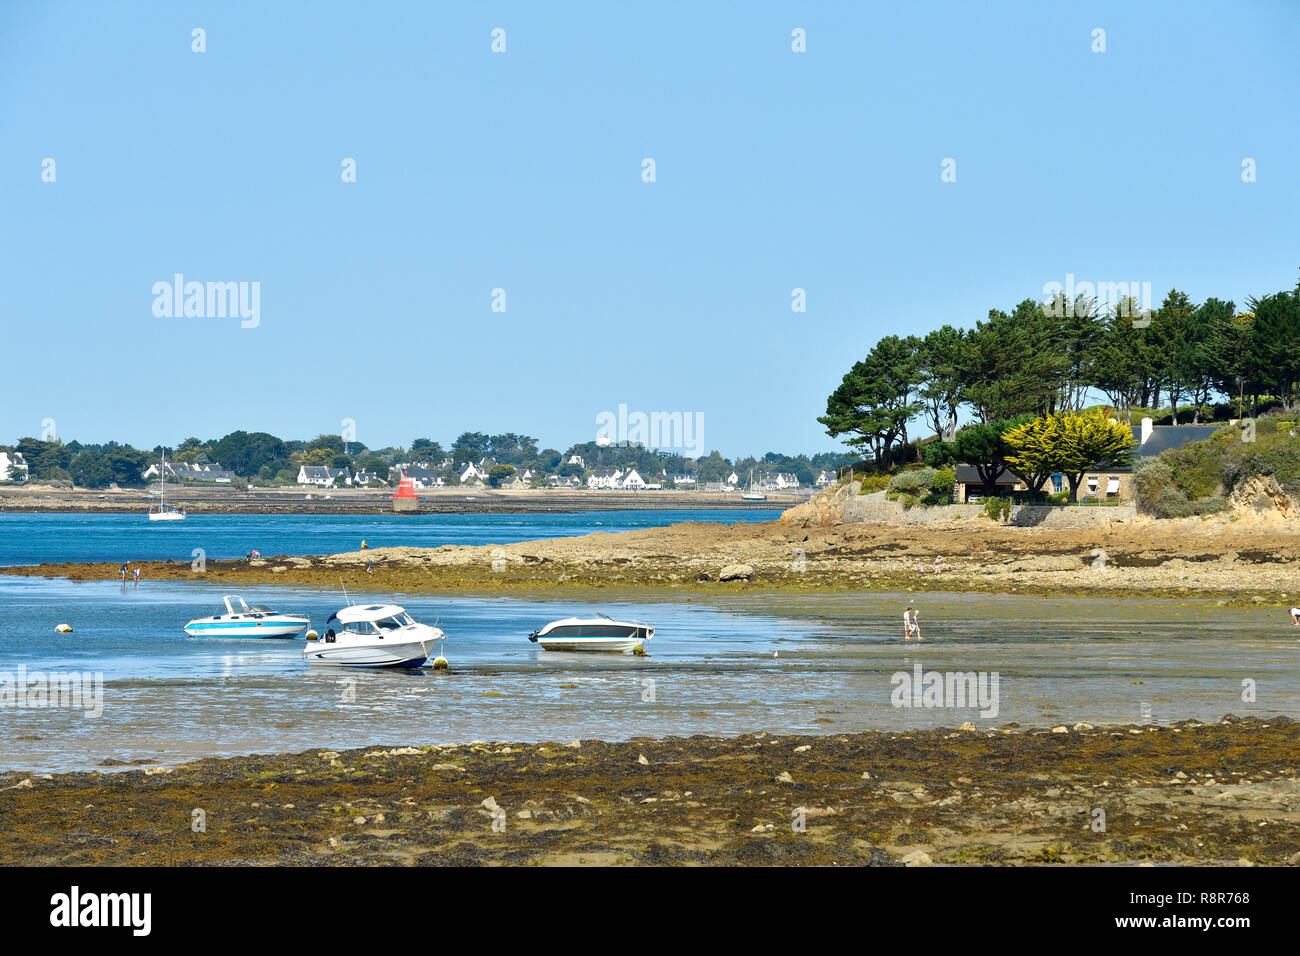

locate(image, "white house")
[[0, 451, 28, 481], [401, 467, 443, 489], [758, 472, 801, 491], [726, 471, 739, 485], [619, 468, 647, 490], [671, 474, 697, 486], [568, 454, 585, 468], [547, 475, 583, 489], [587, 469, 622, 489], [352, 471, 380, 486], [298, 465, 350, 487], [460, 463, 487, 485], [520, 468, 534, 481], [815, 470, 834, 487], [144, 461, 235, 483]]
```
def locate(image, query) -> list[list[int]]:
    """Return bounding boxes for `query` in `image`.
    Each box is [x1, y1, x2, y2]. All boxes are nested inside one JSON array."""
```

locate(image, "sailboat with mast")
[[741, 468, 767, 501], [148, 449, 186, 521]]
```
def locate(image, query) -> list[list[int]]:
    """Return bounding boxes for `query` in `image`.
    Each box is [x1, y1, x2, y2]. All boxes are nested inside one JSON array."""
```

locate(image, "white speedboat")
[[528, 614, 654, 652], [304, 603, 444, 668], [184, 595, 310, 638]]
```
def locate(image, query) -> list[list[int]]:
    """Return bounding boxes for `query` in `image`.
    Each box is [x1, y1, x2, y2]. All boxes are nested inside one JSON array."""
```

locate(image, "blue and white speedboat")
[[184, 595, 310, 639], [528, 615, 654, 652]]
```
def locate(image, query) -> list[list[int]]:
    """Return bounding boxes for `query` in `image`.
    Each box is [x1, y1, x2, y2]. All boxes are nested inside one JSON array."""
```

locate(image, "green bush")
[[887, 468, 935, 496], [983, 497, 1012, 522], [929, 466, 956, 500], [1151, 485, 1191, 518], [857, 474, 891, 494], [1132, 458, 1173, 514], [1191, 494, 1226, 515]]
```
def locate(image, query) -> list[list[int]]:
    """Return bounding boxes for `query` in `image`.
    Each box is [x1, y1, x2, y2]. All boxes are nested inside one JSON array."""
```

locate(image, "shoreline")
[[7, 512, 1300, 601], [2, 719, 1294, 865], [0, 485, 801, 516]]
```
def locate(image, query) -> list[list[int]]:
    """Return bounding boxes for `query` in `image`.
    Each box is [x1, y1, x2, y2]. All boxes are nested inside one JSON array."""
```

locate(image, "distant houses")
[[297, 465, 351, 487], [952, 418, 1223, 503], [586, 469, 622, 489], [756, 472, 801, 491], [460, 462, 488, 485], [400, 466, 444, 490], [143, 460, 237, 483], [0, 451, 28, 480], [586, 468, 649, 490]]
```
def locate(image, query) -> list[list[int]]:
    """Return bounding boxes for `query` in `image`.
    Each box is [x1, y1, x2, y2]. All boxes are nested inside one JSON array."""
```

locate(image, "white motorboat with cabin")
[[184, 595, 310, 638], [304, 603, 444, 668], [528, 614, 654, 652]]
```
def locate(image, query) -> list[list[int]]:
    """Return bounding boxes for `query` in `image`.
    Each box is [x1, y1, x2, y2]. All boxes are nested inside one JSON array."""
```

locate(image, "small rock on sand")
[[719, 564, 754, 582], [775, 771, 795, 784], [901, 850, 934, 867]]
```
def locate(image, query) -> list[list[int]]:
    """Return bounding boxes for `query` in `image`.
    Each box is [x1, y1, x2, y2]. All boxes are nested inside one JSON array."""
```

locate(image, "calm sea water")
[[0, 509, 781, 566], [2, 575, 1297, 773]]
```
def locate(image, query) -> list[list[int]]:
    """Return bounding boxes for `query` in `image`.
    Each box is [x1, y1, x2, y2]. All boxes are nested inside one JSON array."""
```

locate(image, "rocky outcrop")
[[779, 481, 857, 527], [1230, 474, 1298, 519]]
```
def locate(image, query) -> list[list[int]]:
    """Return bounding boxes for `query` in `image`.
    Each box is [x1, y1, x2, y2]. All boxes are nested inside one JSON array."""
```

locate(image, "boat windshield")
[[376, 616, 407, 631]]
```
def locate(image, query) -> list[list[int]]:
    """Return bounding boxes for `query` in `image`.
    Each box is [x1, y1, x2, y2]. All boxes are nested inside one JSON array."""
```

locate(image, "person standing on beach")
[[366, 558, 374, 575], [903, 607, 914, 640], [120, 563, 128, 585], [133, 566, 141, 587], [1291, 607, 1300, 626], [361, 539, 368, 551], [911, 608, 922, 640]]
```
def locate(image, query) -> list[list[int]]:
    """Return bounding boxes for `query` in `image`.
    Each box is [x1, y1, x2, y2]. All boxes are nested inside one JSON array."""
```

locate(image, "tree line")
[[820, 272, 1300, 468], [2, 429, 850, 489]]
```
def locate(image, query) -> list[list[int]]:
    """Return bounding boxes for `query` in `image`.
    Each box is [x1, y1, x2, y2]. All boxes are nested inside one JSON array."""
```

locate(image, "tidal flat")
[[2, 719, 1296, 866]]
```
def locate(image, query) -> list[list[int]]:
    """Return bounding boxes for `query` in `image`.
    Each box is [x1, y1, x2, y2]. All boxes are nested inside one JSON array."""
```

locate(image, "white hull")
[[185, 618, 309, 638], [304, 635, 437, 668], [529, 616, 653, 653], [537, 636, 643, 652], [148, 512, 185, 521]]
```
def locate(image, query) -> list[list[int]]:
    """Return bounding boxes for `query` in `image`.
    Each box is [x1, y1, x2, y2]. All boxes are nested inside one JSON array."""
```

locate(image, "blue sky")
[[2, 1, 1297, 458]]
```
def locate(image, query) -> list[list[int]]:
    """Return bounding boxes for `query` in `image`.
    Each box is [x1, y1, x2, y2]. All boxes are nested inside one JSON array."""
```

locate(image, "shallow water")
[[0, 509, 781, 566], [2, 577, 1297, 773]]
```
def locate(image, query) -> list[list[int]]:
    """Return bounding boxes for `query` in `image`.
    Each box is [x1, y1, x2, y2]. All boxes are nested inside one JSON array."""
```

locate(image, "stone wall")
[[782, 481, 1136, 528], [841, 499, 1135, 527]]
